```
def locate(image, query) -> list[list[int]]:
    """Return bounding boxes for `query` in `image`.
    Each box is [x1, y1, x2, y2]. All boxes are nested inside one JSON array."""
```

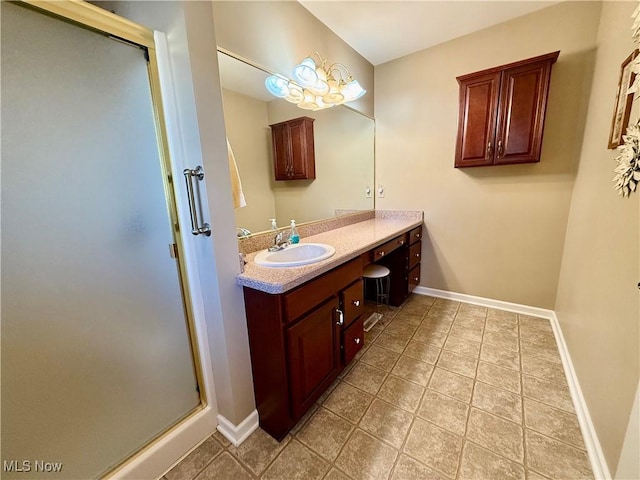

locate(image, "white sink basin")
[[254, 243, 336, 267]]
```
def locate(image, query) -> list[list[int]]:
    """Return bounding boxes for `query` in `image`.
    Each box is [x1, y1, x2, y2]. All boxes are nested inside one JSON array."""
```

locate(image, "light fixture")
[[264, 52, 366, 111]]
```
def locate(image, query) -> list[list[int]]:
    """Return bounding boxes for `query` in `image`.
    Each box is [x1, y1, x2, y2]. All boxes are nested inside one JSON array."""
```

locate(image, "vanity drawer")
[[408, 264, 421, 293], [342, 315, 364, 365], [284, 258, 361, 323], [341, 279, 364, 326], [409, 226, 423, 245], [409, 241, 422, 270], [371, 234, 407, 261]]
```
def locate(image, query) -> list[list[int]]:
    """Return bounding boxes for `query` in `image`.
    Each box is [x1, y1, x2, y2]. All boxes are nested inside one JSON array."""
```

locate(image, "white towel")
[[227, 138, 246, 209]]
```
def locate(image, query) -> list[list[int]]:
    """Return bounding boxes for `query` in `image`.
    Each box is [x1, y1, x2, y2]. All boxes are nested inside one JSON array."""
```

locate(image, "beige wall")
[[375, 1, 602, 309], [222, 88, 276, 234], [554, 1, 640, 476], [211, 1, 374, 118]]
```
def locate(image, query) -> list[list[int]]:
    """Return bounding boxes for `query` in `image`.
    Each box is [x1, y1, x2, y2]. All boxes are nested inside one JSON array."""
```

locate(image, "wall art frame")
[[608, 49, 639, 149]]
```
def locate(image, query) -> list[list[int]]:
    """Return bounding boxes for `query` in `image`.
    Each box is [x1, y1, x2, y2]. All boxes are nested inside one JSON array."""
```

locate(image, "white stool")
[[362, 264, 390, 331]]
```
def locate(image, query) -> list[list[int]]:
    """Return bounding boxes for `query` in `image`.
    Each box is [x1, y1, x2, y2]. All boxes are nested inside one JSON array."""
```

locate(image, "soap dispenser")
[[289, 220, 300, 244], [269, 218, 278, 230]]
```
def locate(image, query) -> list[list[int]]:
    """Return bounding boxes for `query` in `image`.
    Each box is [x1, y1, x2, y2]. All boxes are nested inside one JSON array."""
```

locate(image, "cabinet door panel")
[[288, 119, 315, 179], [495, 60, 551, 165], [271, 125, 291, 180], [455, 72, 501, 167], [287, 297, 340, 418]]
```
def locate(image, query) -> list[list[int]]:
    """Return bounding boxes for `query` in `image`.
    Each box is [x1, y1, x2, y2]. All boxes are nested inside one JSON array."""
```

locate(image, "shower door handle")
[[183, 165, 211, 236]]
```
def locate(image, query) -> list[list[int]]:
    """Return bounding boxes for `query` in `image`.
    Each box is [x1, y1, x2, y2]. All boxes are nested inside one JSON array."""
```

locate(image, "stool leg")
[[384, 274, 391, 310]]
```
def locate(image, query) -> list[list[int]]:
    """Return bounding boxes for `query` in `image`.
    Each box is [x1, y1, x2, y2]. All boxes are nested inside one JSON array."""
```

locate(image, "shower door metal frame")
[[13, 0, 211, 475]]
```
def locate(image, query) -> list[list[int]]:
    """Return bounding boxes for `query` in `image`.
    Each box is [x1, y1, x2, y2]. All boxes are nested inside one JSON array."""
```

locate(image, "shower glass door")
[[1, 2, 201, 478]]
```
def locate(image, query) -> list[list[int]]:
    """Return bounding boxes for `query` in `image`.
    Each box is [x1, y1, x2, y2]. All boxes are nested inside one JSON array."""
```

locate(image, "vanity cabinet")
[[243, 258, 363, 440], [287, 297, 340, 419], [270, 116, 316, 180], [455, 51, 559, 168], [369, 226, 423, 307]]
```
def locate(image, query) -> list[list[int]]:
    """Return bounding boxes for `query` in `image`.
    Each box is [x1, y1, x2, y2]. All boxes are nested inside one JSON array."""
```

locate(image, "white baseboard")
[[217, 410, 259, 447], [413, 287, 611, 479], [547, 310, 611, 480], [414, 286, 554, 318]]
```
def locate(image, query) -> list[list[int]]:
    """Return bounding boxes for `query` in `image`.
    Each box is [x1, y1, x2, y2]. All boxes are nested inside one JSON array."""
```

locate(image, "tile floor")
[[164, 295, 593, 480]]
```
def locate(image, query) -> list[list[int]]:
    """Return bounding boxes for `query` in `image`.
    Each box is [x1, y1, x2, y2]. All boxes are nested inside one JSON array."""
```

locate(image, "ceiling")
[[298, 1, 560, 66]]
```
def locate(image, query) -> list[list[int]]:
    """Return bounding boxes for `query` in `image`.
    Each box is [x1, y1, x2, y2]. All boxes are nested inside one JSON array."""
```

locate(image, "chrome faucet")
[[268, 231, 290, 252]]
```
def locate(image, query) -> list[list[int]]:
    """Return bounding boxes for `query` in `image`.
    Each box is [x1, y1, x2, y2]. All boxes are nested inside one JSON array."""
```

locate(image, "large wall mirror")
[[217, 49, 375, 236]]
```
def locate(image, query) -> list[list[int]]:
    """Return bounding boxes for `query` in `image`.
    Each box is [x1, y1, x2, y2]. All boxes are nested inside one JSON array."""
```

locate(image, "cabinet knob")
[[352, 300, 360, 307], [415, 233, 421, 239], [398, 240, 404, 245], [414, 253, 420, 258], [413, 277, 419, 282], [354, 337, 361, 345], [377, 251, 385, 256]]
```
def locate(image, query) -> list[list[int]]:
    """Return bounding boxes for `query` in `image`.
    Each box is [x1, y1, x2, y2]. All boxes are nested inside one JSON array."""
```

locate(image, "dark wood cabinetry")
[[270, 116, 315, 180], [243, 225, 422, 441], [370, 226, 423, 307], [243, 258, 363, 440], [287, 297, 340, 419], [455, 51, 559, 168]]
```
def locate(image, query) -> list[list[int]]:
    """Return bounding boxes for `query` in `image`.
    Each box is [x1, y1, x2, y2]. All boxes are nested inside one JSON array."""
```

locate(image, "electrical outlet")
[[365, 185, 372, 198], [377, 184, 384, 198]]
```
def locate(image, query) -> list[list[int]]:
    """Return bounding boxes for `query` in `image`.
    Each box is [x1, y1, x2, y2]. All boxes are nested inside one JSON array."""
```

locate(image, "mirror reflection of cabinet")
[[217, 50, 375, 235], [270, 116, 316, 180]]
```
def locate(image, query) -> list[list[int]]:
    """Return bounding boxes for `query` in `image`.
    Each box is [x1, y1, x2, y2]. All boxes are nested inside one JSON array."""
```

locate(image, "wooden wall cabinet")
[[455, 51, 559, 168], [270, 116, 316, 180]]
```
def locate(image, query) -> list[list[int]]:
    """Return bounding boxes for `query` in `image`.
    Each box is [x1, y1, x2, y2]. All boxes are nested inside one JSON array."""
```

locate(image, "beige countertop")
[[237, 213, 423, 294]]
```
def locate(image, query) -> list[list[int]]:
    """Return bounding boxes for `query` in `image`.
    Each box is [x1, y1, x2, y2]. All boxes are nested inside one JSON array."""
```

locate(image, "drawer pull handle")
[[336, 309, 344, 326], [354, 337, 361, 345], [377, 251, 385, 256], [352, 300, 360, 307]]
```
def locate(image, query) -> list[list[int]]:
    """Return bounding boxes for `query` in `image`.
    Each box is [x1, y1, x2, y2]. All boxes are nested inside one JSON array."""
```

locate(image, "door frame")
[[15, 2, 219, 478]]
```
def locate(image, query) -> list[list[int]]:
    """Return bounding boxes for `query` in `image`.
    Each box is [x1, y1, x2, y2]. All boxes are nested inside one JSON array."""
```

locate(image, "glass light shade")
[[306, 78, 330, 96], [297, 90, 319, 110], [284, 83, 304, 103], [341, 78, 366, 102], [316, 67, 327, 81], [265, 75, 290, 98], [292, 57, 318, 87], [313, 96, 335, 111], [322, 79, 344, 104]]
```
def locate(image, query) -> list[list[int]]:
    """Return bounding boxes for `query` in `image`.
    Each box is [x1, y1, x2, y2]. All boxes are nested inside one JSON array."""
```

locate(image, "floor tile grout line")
[[518, 313, 530, 475], [169, 296, 592, 480]]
